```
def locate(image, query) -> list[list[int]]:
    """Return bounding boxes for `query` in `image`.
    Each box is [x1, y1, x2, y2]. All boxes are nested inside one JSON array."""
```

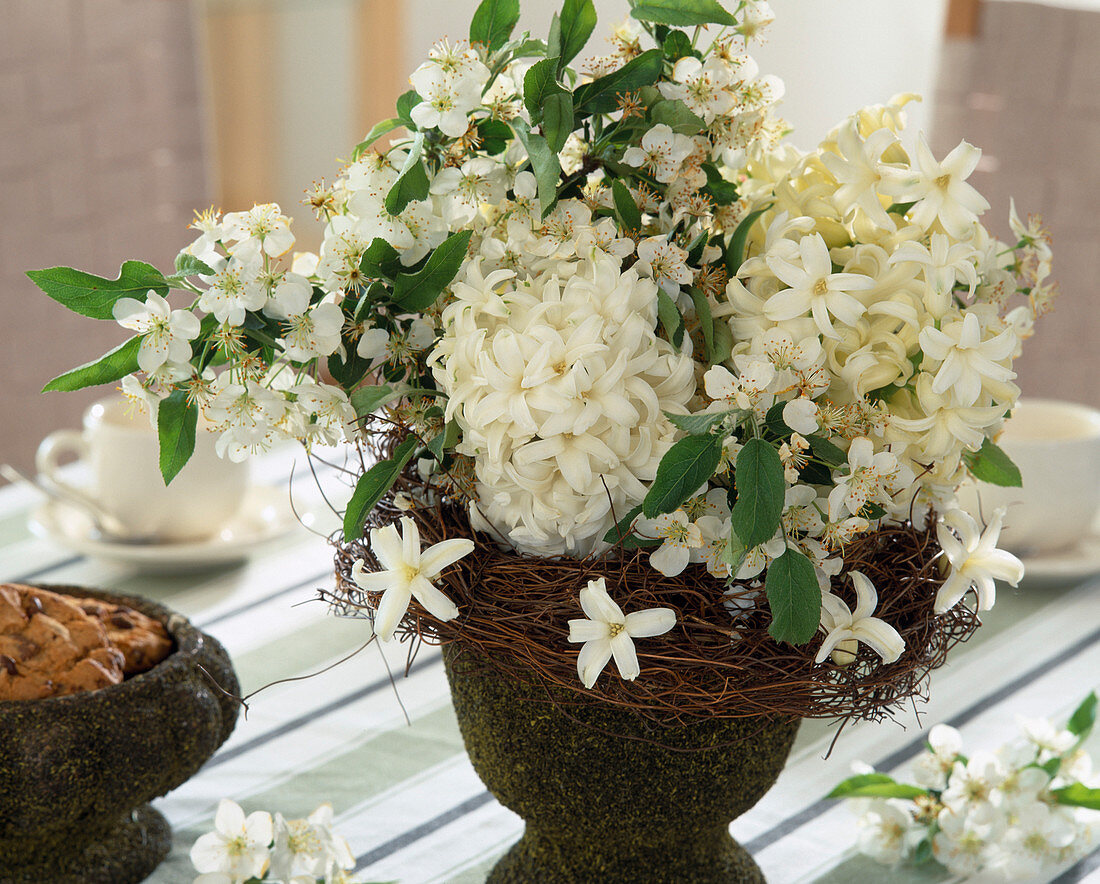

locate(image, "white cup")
[[36, 395, 249, 542], [957, 398, 1100, 556]]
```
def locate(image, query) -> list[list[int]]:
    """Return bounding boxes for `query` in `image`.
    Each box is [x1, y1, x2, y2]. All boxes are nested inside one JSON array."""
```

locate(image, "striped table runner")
[[1, 446, 1097, 884]]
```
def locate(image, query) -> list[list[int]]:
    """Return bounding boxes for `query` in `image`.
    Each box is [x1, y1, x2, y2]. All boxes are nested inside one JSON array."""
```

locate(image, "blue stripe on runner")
[[194, 566, 335, 630], [206, 654, 441, 769], [354, 791, 497, 872], [13, 555, 85, 583]]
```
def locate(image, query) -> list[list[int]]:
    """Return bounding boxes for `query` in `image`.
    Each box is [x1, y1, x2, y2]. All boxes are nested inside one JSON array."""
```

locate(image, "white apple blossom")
[[189, 799, 273, 881], [350, 516, 473, 641], [622, 124, 694, 183], [827, 437, 905, 522], [855, 799, 917, 865], [222, 203, 295, 262], [112, 290, 201, 373], [658, 57, 737, 123], [934, 506, 1024, 613], [637, 509, 703, 577], [816, 571, 904, 666], [269, 802, 355, 883], [567, 577, 676, 688]]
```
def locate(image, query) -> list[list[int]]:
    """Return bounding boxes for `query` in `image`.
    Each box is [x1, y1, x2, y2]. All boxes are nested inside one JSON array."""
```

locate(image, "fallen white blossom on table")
[[190, 799, 366, 884], [827, 692, 1100, 879]]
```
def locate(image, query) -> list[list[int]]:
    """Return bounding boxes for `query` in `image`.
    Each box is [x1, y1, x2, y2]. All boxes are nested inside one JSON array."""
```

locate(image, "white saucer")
[[28, 485, 302, 574], [1018, 513, 1100, 587]]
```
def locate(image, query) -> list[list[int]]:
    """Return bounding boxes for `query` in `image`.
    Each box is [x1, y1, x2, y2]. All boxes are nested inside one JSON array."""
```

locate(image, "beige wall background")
[[1, 0, 1096, 473]]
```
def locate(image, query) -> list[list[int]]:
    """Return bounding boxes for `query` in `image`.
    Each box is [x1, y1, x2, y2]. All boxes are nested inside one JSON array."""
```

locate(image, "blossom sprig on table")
[[189, 798, 369, 884], [29, 0, 1052, 686], [827, 692, 1100, 880]]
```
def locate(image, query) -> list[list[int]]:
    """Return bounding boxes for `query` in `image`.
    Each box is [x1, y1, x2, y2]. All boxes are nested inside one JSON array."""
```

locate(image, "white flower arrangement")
[[828, 693, 1100, 880], [31, 0, 1055, 688], [190, 799, 362, 884]]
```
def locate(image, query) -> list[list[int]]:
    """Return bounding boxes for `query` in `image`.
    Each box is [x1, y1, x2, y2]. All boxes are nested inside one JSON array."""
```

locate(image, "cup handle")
[[35, 430, 100, 514]]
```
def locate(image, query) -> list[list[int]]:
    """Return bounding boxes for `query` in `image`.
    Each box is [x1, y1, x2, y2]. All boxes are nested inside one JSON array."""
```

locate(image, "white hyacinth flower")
[[189, 799, 273, 881], [934, 507, 1024, 613], [764, 233, 875, 339], [567, 577, 676, 689], [350, 516, 474, 641], [112, 290, 200, 373], [918, 312, 1017, 407], [905, 135, 991, 240], [816, 571, 904, 666]]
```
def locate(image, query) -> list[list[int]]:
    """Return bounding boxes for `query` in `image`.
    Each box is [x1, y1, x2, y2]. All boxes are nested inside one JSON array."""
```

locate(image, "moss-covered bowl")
[[0, 584, 240, 884], [443, 645, 800, 884]]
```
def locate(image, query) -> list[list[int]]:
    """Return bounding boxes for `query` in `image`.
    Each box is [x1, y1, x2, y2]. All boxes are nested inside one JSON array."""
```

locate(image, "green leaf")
[[602, 504, 644, 545], [630, 0, 737, 27], [353, 118, 403, 159], [343, 436, 419, 540], [470, 0, 520, 50], [661, 27, 694, 60], [384, 132, 429, 216], [964, 438, 1023, 487], [395, 90, 421, 127], [649, 98, 705, 134], [807, 434, 847, 467], [657, 290, 685, 348], [573, 48, 663, 114], [512, 119, 562, 216], [913, 838, 934, 865], [765, 547, 822, 645], [1067, 691, 1098, 737], [731, 439, 785, 548], [723, 206, 769, 278], [42, 336, 142, 392], [28, 261, 169, 320], [391, 229, 473, 312], [665, 409, 732, 435], [350, 384, 402, 417], [478, 119, 513, 154], [557, 0, 598, 69], [157, 390, 197, 485], [542, 91, 575, 153], [172, 253, 214, 278], [826, 773, 928, 800], [642, 433, 722, 517], [360, 238, 402, 281], [711, 320, 733, 366], [1052, 783, 1100, 811], [702, 163, 738, 205], [547, 12, 563, 60], [427, 419, 460, 460], [724, 524, 748, 574], [688, 287, 715, 361], [524, 57, 565, 122], [611, 179, 642, 233]]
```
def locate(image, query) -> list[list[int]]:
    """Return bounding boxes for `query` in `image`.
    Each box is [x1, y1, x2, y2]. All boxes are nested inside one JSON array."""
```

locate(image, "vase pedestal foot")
[[0, 804, 171, 884], [488, 824, 764, 884]]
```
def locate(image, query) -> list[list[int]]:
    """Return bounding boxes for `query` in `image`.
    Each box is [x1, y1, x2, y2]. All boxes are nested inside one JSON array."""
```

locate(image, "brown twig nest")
[[329, 429, 979, 727]]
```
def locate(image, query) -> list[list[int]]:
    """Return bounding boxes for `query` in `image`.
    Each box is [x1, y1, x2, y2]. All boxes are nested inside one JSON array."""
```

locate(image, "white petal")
[[579, 579, 624, 623], [374, 586, 413, 641], [852, 619, 905, 664], [409, 574, 460, 622], [568, 618, 609, 643], [610, 631, 640, 681], [848, 570, 879, 621], [243, 810, 273, 846], [649, 541, 689, 577], [190, 832, 230, 874], [624, 607, 676, 638], [418, 538, 475, 579], [213, 798, 246, 836], [369, 523, 404, 571], [400, 516, 421, 565], [577, 638, 613, 688]]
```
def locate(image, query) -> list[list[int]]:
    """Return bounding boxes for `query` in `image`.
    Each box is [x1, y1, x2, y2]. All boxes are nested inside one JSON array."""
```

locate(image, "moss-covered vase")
[[443, 645, 800, 884], [0, 585, 240, 884]]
